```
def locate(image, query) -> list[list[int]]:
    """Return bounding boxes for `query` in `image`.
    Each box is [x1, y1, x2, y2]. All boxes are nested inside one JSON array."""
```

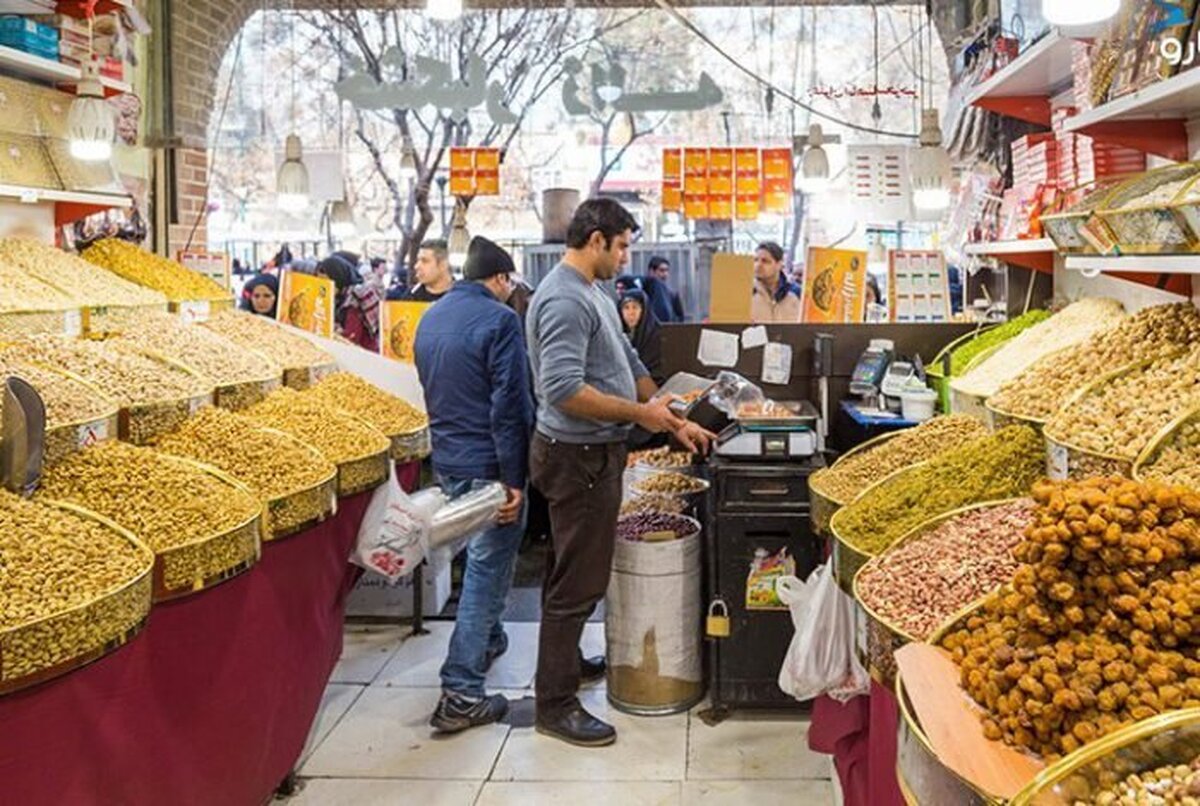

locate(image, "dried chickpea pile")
[[0, 238, 166, 308], [809, 415, 989, 504], [0, 357, 112, 424], [856, 500, 1035, 641], [37, 441, 262, 591], [1082, 755, 1200, 805], [245, 387, 388, 464], [952, 298, 1127, 398], [6, 336, 209, 406], [154, 407, 335, 501], [81, 238, 228, 302], [991, 304, 1200, 420], [0, 490, 149, 680], [833, 426, 1045, 555], [1047, 347, 1200, 460], [942, 477, 1200, 760], [109, 310, 280, 387], [1144, 421, 1200, 491], [201, 309, 335, 371], [307, 372, 427, 434]]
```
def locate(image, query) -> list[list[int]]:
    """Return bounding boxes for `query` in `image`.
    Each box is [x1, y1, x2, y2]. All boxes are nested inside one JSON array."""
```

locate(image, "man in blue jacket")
[[414, 236, 534, 733]]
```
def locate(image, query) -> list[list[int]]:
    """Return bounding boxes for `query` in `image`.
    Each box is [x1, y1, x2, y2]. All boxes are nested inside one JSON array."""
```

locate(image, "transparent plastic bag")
[[707, 371, 764, 418], [776, 564, 870, 703], [352, 464, 446, 583]]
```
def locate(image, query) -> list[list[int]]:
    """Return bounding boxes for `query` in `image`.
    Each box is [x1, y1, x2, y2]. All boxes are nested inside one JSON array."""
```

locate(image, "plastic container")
[[900, 388, 937, 422]]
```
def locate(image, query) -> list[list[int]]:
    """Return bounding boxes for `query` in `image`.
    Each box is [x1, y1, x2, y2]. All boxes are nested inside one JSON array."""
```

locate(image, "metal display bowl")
[[630, 472, 711, 498], [985, 400, 1047, 438], [827, 463, 922, 594], [115, 351, 216, 446], [14, 362, 121, 466], [215, 375, 282, 412], [389, 426, 431, 462], [338, 446, 391, 496], [81, 302, 170, 336], [1132, 403, 1200, 485], [0, 308, 79, 339], [0, 501, 154, 696], [283, 361, 338, 391], [808, 430, 904, 536]]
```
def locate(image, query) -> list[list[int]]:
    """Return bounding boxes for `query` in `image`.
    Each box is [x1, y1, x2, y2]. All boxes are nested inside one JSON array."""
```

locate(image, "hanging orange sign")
[[277, 270, 335, 338], [448, 148, 501, 197], [661, 146, 794, 222]]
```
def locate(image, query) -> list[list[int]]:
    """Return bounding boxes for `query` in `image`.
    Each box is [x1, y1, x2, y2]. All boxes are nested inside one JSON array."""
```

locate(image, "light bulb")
[[277, 134, 310, 212], [910, 109, 951, 213], [426, 0, 463, 21], [1079, 264, 1102, 279], [797, 123, 830, 194], [1041, 0, 1118, 26], [329, 200, 356, 238], [399, 136, 418, 180], [596, 83, 623, 103], [67, 61, 114, 163], [447, 206, 470, 267]]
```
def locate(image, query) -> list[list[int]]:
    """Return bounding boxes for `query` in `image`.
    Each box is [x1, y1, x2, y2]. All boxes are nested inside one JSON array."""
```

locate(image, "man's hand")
[[497, 487, 524, 525], [674, 421, 717, 455], [636, 395, 688, 434]]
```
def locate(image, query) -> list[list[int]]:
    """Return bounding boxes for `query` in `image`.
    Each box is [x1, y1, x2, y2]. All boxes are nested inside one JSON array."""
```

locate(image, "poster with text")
[[277, 270, 335, 337], [802, 247, 868, 324], [381, 301, 432, 363]]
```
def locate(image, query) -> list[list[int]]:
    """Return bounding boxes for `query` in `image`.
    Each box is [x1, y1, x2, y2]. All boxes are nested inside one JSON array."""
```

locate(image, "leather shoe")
[[580, 654, 606, 684], [536, 704, 616, 747]]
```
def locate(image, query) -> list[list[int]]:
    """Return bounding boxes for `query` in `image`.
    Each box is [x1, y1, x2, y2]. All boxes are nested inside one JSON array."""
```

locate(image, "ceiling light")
[[67, 60, 114, 162], [796, 124, 830, 194], [1041, 0, 1119, 26], [910, 109, 951, 212], [426, 0, 463, 21], [276, 134, 310, 212], [447, 204, 470, 267], [329, 200, 356, 238]]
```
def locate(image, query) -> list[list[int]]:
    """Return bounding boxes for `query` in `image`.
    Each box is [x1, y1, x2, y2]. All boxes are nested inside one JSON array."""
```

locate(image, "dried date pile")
[[616, 512, 699, 542], [942, 477, 1200, 760], [856, 500, 1034, 640]]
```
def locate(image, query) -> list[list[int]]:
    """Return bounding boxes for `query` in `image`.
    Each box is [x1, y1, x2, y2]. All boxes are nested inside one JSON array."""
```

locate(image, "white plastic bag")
[[352, 465, 445, 583], [776, 564, 870, 703]]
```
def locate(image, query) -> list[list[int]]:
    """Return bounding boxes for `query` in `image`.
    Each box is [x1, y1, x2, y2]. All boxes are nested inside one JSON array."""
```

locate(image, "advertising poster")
[[802, 247, 868, 323], [277, 270, 335, 337], [380, 301, 432, 363]]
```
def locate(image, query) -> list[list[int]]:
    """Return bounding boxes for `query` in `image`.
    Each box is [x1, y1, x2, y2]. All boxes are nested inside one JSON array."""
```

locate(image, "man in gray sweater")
[[526, 198, 713, 747]]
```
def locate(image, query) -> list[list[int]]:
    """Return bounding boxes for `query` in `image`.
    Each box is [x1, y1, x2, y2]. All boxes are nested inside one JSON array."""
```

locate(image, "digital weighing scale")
[[715, 401, 821, 461]]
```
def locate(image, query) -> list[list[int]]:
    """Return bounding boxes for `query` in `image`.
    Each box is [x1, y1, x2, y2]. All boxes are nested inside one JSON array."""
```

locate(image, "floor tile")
[[492, 688, 687, 782], [288, 778, 480, 805], [332, 625, 409, 684], [300, 687, 509, 780], [681, 780, 835, 805], [374, 621, 542, 690], [484, 622, 538, 689], [476, 781, 680, 806], [299, 684, 365, 764], [687, 713, 829, 780]]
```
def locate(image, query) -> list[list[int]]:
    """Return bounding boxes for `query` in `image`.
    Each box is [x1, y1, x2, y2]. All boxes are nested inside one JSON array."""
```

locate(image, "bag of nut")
[[776, 564, 869, 703]]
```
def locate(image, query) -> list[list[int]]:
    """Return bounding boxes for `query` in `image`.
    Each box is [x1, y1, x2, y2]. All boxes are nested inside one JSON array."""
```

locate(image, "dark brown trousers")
[[530, 432, 628, 716]]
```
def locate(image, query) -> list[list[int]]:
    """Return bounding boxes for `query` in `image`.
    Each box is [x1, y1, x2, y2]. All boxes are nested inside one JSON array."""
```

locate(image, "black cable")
[[652, 0, 917, 139]]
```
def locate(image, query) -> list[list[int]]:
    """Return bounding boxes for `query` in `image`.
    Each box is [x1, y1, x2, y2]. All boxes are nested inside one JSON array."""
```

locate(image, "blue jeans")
[[437, 475, 526, 699]]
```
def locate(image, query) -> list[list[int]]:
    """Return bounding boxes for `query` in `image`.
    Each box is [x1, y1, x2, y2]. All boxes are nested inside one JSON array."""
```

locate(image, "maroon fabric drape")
[[0, 492, 372, 806], [808, 682, 905, 806]]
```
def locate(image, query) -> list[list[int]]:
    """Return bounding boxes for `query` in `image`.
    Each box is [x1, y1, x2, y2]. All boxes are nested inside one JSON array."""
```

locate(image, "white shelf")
[[1065, 68, 1200, 131], [0, 184, 131, 207], [965, 238, 1057, 255], [99, 76, 131, 95], [1065, 254, 1200, 274], [966, 32, 1076, 105], [0, 44, 79, 83]]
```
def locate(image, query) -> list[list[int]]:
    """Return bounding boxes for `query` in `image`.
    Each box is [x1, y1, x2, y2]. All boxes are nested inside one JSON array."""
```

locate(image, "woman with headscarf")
[[240, 273, 280, 318], [619, 289, 665, 386], [316, 254, 380, 352]]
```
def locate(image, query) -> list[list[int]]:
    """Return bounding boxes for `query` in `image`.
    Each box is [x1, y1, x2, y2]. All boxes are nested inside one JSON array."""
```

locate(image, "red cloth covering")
[[0, 491, 373, 806], [809, 681, 905, 806]]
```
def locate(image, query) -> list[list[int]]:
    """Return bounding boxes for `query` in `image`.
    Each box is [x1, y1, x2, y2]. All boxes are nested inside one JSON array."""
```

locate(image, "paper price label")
[[1047, 440, 1069, 481], [189, 396, 207, 416], [177, 300, 212, 324], [62, 309, 82, 337], [77, 419, 110, 449], [19, 189, 38, 204]]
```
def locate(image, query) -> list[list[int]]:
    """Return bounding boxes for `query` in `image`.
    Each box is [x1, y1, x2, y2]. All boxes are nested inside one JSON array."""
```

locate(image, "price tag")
[[19, 188, 38, 204], [177, 300, 212, 324], [77, 418, 110, 448], [642, 530, 677, 543], [1047, 439, 1069, 481], [62, 309, 82, 337]]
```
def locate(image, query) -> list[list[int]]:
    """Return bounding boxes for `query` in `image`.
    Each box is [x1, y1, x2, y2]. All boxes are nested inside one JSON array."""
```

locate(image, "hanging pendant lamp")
[[67, 59, 114, 162], [329, 199, 356, 238], [447, 203, 471, 268], [910, 109, 951, 212], [277, 134, 310, 212], [399, 134, 418, 180], [796, 124, 830, 194]]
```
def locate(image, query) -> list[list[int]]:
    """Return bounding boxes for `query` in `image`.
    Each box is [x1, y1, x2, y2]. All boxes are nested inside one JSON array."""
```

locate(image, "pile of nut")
[[620, 494, 687, 516], [0, 261, 76, 312], [1143, 420, 1200, 491], [306, 372, 428, 434], [952, 298, 1127, 398], [0, 357, 114, 425], [1083, 755, 1200, 805], [633, 471, 708, 496], [991, 304, 1200, 420], [37, 441, 262, 592], [834, 426, 1045, 555], [942, 477, 1200, 760], [0, 490, 151, 681], [110, 310, 281, 388], [6, 336, 210, 406], [82, 238, 229, 302], [1047, 346, 1200, 459], [628, 446, 693, 469], [616, 512, 700, 542], [809, 415, 989, 504], [0, 238, 167, 308], [201, 309, 335, 372], [856, 500, 1034, 641], [245, 388, 389, 465], [941, 310, 1053, 377]]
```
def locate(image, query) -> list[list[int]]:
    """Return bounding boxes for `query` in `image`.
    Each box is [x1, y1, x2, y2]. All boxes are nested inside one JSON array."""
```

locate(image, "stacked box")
[[0, 15, 57, 59]]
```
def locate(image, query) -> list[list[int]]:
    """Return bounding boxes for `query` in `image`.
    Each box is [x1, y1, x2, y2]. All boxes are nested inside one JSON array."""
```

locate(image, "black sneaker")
[[485, 640, 509, 671], [430, 693, 509, 734], [580, 655, 606, 685]]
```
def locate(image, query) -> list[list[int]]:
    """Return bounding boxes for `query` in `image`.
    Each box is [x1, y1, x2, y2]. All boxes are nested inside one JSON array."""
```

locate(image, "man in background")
[[646, 256, 685, 322], [414, 236, 533, 733], [388, 239, 454, 302], [750, 241, 802, 323]]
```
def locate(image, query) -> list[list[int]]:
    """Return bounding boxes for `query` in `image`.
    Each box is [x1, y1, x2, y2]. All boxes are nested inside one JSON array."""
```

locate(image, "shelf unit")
[[1063, 69, 1200, 161], [964, 238, 1057, 273], [0, 45, 129, 98], [0, 184, 131, 226], [965, 31, 1077, 126], [1065, 254, 1200, 274]]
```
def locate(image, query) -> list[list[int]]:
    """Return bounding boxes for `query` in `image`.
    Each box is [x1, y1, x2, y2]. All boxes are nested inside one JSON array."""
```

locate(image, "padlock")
[[706, 598, 731, 638]]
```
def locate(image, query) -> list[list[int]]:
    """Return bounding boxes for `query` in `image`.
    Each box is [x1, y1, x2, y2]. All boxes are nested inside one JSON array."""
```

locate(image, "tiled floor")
[[290, 622, 837, 805]]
